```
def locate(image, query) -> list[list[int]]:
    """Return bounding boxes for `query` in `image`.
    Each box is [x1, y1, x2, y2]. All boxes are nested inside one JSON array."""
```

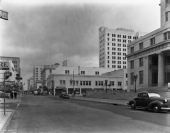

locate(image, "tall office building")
[[99, 27, 140, 70], [33, 65, 44, 89]]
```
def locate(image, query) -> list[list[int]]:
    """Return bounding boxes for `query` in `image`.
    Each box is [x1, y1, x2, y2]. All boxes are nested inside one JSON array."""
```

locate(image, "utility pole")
[[73, 70, 75, 95]]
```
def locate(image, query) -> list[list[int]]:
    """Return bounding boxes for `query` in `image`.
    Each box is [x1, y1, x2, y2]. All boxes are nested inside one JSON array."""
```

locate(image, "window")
[[164, 31, 170, 40], [118, 82, 122, 86], [123, 35, 126, 38], [81, 71, 85, 75], [139, 70, 143, 84], [130, 46, 134, 53], [130, 60, 134, 69], [117, 48, 121, 51], [60, 80, 65, 85], [65, 70, 70, 75], [112, 34, 116, 37], [130, 72, 134, 85], [118, 61, 121, 64], [95, 71, 99, 75], [118, 39, 121, 42], [110, 81, 114, 86], [139, 42, 143, 50], [117, 34, 121, 38], [139, 57, 143, 67], [118, 65, 121, 68], [128, 36, 132, 39], [150, 37, 155, 45], [166, 12, 169, 22], [123, 40, 126, 43]]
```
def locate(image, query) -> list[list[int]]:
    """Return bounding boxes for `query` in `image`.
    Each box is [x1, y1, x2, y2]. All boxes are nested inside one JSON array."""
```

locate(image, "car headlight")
[[164, 99, 168, 103]]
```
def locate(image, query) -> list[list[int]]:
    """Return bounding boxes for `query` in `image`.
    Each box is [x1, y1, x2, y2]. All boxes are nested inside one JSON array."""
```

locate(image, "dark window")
[[130, 60, 134, 69], [150, 37, 155, 45], [164, 31, 170, 40], [130, 72, 134, 85], [118, 82, 122, 86], [81, 71, 85, 75], [65, 70, 70, 75], [139, 42, 143, 50], [139, 57, 143, 67], [95, 71, 99, 75], [139, 70, 143, 84], [166, 12, 169, 22], [130, 47, 134, 53]]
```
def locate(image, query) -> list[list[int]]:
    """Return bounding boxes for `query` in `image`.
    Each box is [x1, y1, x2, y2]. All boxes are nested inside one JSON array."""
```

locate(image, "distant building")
[[46, 66, 127, 95], [127, 0, 170, 91], [99, 27, 141, 70], [27, 77, 34, 90], [0, 56, 20, 74], [33, 65, 44, 89]]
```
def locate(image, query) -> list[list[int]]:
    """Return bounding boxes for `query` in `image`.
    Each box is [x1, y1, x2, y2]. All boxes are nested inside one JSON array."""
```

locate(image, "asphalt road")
[[4, 95, 170, 133]]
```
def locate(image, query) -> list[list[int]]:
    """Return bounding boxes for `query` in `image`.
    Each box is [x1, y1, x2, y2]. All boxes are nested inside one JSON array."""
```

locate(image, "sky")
[[0, 0, 160, 87]]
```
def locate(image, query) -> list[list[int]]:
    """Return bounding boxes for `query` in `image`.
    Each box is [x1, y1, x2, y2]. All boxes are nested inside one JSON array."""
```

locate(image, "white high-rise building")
[[33, 65, 44, 89], [99, 27, 140, 70]]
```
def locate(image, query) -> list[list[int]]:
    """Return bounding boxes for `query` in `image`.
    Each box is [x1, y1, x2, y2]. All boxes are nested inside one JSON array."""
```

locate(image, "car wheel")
[[152, 105, 160, 113], [130, 103, 136, 110]]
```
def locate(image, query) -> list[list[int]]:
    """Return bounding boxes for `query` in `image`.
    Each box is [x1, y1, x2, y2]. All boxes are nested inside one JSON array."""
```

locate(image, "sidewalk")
[[0, 96, 21, 132], [72, 96, 128, 106]]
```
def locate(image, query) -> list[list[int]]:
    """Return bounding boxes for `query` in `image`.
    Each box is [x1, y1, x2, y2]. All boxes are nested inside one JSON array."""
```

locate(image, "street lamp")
[[133, 75, 138, 93], [3, 71, 12, 115], [105, 80, 108, 93]]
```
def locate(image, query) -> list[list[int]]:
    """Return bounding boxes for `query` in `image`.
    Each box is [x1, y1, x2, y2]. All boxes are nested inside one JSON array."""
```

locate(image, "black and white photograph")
[[0, 0, 170, 133]]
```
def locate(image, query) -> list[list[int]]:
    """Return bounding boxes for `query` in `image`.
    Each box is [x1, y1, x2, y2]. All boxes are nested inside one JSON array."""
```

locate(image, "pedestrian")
[[14, 91, 17, 99], [10, 91, 13, 99]]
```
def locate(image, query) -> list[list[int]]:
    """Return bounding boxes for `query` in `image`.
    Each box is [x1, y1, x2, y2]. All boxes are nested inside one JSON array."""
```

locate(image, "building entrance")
[[149, 55, 158, 86]]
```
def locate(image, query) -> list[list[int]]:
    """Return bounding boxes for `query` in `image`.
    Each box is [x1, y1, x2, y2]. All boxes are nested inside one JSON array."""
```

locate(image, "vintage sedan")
[[128, 91, 170, 112]]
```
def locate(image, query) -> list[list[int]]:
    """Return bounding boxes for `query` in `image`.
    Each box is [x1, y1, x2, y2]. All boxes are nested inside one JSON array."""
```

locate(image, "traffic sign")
[[0, 10, 8, 20]]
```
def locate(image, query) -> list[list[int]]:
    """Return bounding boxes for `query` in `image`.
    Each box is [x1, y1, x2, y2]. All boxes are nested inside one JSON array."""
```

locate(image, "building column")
[[158, 53, 164, 87]]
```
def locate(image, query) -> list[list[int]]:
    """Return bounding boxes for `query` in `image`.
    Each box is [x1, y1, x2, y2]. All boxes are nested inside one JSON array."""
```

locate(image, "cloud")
[[0, 1, 160, 83]]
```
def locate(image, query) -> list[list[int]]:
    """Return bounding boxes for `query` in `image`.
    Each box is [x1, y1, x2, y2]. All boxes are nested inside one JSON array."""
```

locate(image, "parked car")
[[128, 91, 170, 112], [59, 93, 70, 99], [34, 90, 39, 95]]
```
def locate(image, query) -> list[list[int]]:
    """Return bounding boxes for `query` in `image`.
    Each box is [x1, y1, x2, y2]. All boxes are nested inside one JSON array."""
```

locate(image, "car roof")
[[148, 93, 160, 98]]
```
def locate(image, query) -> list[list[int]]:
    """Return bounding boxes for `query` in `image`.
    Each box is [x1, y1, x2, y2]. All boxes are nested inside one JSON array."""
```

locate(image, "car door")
[[135, 93, 149, 107]]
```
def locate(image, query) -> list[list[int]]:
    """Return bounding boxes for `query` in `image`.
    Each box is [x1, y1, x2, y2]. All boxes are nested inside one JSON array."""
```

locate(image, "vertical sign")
[[0, 10, 8, 20]]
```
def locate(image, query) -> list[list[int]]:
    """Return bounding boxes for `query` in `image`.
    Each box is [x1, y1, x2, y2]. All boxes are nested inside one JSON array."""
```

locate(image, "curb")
[[0, 97, 21, 133], [1, 110, 15, 133], [71, 97, 127, 106]]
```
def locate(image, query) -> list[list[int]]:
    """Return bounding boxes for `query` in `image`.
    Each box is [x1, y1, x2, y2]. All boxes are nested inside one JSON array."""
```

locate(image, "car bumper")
[[161, 107, 170, 110]]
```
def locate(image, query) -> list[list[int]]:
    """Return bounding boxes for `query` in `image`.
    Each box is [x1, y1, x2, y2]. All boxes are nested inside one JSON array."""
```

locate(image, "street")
[[4, 95, 170, 133]]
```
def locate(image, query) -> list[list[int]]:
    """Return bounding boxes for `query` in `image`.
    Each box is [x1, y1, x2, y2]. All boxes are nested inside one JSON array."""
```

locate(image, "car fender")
[[148, 100, 163, 109]]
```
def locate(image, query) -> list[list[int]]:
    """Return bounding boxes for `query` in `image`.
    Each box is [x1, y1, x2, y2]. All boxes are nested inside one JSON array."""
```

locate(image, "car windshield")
[[148, 93, 160, 98]]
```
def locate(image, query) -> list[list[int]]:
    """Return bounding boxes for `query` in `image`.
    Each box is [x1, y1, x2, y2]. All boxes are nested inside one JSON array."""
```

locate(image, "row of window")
[[107, 47, 126, 51], [107, 60, 126, 64], [107, 33, 138, 40], [107, 52, 126, 56], [65, 70, 99, 75], [60, 80, 122, 86], [130, 57, 143, 69], [129, 31, 170, 54], [107, 65, 126, 69]]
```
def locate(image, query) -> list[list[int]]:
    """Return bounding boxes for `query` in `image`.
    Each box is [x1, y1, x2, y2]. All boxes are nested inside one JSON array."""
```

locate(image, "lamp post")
[[72, 70, 75, 95], [134, 75, 138, 93], [3, 71, 12, 115], [105, 80, 108, 93]]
